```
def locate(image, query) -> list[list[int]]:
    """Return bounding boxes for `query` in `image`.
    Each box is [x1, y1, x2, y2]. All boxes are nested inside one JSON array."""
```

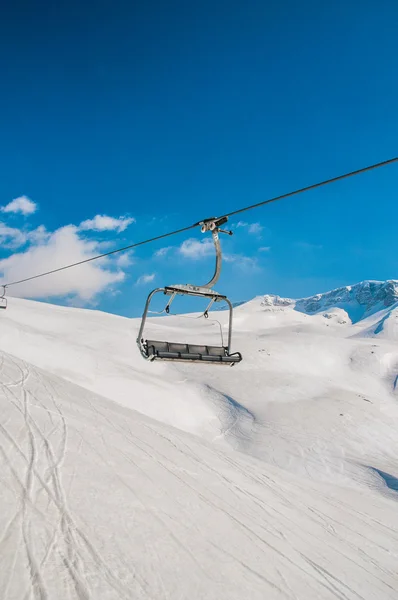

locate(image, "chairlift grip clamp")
[[200, 216, 231, 234]]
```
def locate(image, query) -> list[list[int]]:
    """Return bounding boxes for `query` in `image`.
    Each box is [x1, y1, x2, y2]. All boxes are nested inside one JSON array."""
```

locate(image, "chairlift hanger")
[[0, 286, 7, 310], [137, 216, 242, 365]]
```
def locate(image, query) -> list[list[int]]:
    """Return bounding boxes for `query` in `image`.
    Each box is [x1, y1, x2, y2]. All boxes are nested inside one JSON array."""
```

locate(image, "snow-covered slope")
[[1, 280, 398, 599], [2, 352, 398, 600]]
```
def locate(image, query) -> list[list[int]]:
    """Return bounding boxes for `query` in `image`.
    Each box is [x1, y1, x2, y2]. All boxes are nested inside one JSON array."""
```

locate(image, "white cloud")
[[0, 225, 125, 301], [115, 251, 134, 267], [27, 225, 50, 244], [0, 223, 51, 249], [154, 246, 173, 258], [258, 246, 271, 252], [234, 221, 263, 235], [248, 222, 263, 235], [1, 196, 37, 215], [136, 273, 155, 285], [178, 238, 214, 259], [79, 214, 135, 233], [0, 223, 28, 248], [224, 253, 259, 271]]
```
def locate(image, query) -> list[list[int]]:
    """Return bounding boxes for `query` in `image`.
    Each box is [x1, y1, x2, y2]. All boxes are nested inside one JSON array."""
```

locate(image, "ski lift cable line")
[[3, 156, 398, 289], [221, 156, 398, 219], [3, 223, 199, 288]]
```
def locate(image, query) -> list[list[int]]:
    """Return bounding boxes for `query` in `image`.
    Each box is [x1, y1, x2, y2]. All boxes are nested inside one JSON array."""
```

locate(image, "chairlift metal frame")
[[137, 217, 242, 365], [0, 286, 7, 310]]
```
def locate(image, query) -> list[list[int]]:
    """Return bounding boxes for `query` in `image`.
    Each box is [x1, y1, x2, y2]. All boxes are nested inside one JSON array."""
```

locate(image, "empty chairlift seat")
[[144, 340, 242, 364], [0, 286, 7, 309], [137, 286, 243, 366], [136, 217, 243, 366]]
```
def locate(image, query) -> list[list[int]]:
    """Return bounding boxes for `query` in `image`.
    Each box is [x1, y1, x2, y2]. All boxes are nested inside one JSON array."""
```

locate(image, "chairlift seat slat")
[[145, 340, 242, 364]]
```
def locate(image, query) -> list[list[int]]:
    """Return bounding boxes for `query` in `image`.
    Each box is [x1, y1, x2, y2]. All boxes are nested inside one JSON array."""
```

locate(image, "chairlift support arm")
[[199, 216, 232, 289], [148, 217, 232, 317]]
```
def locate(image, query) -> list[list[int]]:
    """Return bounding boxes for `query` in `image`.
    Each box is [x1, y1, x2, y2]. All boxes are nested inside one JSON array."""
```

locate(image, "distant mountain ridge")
[[260, 280, 398, 321], [256, 280, 398, 340], [296, 280, 398, 316]]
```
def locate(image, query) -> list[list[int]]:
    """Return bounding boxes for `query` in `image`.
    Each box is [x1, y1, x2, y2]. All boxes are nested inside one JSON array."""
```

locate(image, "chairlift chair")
[[137, 217, 242, 365], [0, 286, 7, 310]]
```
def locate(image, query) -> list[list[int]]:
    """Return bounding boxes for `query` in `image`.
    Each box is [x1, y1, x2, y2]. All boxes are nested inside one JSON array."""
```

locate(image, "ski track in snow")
[[1, 289, 398, 599], [0, 357, 134, 600]]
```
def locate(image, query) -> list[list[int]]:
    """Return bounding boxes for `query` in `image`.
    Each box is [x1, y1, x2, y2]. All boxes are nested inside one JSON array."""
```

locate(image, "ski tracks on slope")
[[0, 352, 132, 600]]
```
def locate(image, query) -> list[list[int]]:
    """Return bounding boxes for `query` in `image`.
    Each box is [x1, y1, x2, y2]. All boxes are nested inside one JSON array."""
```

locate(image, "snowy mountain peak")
[[260, 279, 398, 340], [295, 280, 398, 322], [261, 294, 294, 307], [259, 280, 398, 326]]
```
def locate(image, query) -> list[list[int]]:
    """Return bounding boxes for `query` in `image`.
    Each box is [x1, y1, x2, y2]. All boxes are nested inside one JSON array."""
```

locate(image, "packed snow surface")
[[0, 280, 398, 599]]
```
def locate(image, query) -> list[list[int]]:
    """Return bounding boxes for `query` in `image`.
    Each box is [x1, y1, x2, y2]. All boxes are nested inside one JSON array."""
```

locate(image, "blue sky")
[[0, 0, 397, 317]]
